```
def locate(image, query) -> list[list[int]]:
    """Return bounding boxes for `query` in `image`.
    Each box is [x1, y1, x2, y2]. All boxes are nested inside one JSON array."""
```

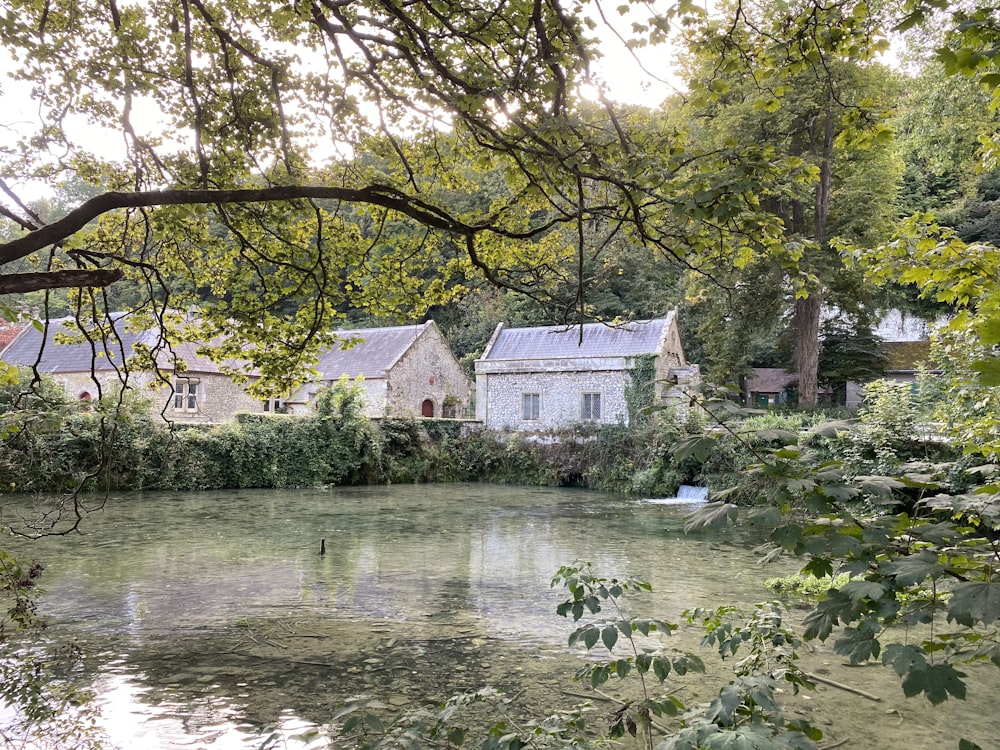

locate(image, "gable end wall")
[[385, 325, 472, 417]]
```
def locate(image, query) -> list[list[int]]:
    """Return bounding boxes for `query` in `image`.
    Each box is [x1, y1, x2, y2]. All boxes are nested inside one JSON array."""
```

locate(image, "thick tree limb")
[[0, 269, 125, 294], [0, 184, 493, 267]]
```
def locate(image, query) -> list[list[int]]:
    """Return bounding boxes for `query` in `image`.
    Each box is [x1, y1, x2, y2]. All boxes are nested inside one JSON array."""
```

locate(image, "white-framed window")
[[582, 392, 602, 421], [263, 396, 285, 413], [521, 392, 540, 421], [173, 379, 199, 412]]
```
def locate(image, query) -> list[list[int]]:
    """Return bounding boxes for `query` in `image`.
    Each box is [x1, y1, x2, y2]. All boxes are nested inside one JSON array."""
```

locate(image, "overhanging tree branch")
[[0, 184, 503, 267], [0, 269, 125, 294]]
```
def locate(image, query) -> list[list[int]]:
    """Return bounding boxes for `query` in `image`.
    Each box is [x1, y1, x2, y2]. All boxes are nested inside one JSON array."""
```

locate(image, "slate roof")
[[745, 367, 799, 393], [2, 314, 149, 373], [480, 316, 672, 361], [314, 322, 430, 379], [0, 314, 229, 374]]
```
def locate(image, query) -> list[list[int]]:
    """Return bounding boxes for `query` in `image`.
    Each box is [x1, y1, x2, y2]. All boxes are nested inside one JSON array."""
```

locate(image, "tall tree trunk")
[[795, 87, 835, 406], [794, 295, 822, 405]]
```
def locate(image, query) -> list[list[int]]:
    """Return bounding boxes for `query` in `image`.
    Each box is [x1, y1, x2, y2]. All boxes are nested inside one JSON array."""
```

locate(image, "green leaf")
[[902, 663, 967, 704], [614, 658, 631, 678], [591, 664, 610, 688], [807, 420, 854, 438], [342, 715, 363, 733], [771, 524, 805, 551], [947, 582, 1000, 626], [856, 475, 906, 496], [652, 656, 672, 681], [893, 9, 924, 32], [752, 428, 798, 443], [882, 643, 927, 677], [834, 623, 881, 663], [636, 652, 652, 673], [970, 357, 1000, 386], [684, 501, 738, 531], [911, 521, 960, 544], [448, 726, 465, 745], [802, 557, 834, 578], [673, 434, 717, 463], [840, 580, 884, 602], [602, 624, 619, 651], [882, 550, 944, 586], [976, 315, 1000, 345]]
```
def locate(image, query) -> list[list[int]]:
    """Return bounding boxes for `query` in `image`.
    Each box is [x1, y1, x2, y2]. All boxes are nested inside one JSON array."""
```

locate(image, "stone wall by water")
[[476, 357, 630, 430]]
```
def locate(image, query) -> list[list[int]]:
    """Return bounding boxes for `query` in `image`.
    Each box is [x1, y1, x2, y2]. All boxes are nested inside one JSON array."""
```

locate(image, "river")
[[2, 484, 997, 749]]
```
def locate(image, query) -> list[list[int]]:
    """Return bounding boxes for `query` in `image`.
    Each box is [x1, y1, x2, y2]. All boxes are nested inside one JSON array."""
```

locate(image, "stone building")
[[1, 316, 472, 423], [0, 313, 263, 423], [285, 321, 472, 419], [474, 313, 694, 430]]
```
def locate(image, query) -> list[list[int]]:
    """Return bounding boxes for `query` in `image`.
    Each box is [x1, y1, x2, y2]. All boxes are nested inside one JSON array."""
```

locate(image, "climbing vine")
[[625, 354, 658, 425]]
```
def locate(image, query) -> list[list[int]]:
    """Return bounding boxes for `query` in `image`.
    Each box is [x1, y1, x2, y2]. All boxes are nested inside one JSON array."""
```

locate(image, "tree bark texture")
[[794, 295, 822, 406]]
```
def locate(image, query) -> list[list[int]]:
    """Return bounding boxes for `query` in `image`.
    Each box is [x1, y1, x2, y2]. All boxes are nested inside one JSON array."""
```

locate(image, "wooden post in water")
[[320, 539, 326, 556]]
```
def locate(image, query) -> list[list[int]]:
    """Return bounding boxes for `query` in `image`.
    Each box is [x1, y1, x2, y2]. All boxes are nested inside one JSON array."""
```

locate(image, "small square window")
[[522, 393, 540, 420], [173, 380, 199, 412], [582, 392, 601, 420], [263, 396, 285, 413]]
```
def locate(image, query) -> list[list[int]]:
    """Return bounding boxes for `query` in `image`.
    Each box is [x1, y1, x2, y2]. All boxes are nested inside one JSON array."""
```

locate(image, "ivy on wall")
[[625, 354, 658, 425]]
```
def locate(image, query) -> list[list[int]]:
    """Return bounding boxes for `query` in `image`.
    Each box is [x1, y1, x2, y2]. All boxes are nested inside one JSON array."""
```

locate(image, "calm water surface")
[[3, 484, 998, 749]]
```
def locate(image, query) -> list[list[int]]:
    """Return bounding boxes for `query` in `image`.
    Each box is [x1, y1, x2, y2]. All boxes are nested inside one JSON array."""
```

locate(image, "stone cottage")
[[285, 321, 472, 419], [0, 313, 262, 423], [474, 313, 694, 430]]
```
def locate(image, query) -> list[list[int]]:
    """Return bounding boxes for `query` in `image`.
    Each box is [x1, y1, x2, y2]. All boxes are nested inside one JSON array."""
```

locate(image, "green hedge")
[[3, 374, 855, 498]]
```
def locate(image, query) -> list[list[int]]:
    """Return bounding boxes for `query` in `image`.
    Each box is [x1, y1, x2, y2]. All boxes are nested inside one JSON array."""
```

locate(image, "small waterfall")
[[677, 485, 709, 501], [643, 485, 709, 506]]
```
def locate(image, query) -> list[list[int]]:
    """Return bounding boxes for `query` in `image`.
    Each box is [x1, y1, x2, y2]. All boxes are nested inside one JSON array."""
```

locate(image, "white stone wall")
[[479, 368, 630, 430], [475, 314, 691, 431], [144, 372, 264, 423], [282, 377, 387, 418]]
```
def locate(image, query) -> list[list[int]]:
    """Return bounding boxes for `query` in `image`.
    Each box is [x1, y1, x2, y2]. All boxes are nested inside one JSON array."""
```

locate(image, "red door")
[[421, 399, 434, 417]]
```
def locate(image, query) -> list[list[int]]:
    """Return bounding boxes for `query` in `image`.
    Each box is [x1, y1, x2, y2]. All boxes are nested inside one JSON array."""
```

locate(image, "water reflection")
[[5, 484, 996, 749]]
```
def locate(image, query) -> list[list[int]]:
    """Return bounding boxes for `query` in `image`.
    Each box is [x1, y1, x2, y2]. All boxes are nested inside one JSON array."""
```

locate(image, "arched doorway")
[[421, 399, 434, 417]]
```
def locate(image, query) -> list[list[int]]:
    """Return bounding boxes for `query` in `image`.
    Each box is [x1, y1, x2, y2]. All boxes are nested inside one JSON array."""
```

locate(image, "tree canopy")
[[0, 0, 918, 389]]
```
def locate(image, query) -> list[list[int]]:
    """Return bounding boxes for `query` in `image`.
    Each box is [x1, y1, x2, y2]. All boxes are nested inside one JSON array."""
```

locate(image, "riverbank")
[[0, 393, 806, 499]]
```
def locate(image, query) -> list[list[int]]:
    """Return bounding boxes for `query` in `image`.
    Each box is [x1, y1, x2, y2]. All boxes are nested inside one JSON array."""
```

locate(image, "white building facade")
[[475, 314, 692, 431]]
